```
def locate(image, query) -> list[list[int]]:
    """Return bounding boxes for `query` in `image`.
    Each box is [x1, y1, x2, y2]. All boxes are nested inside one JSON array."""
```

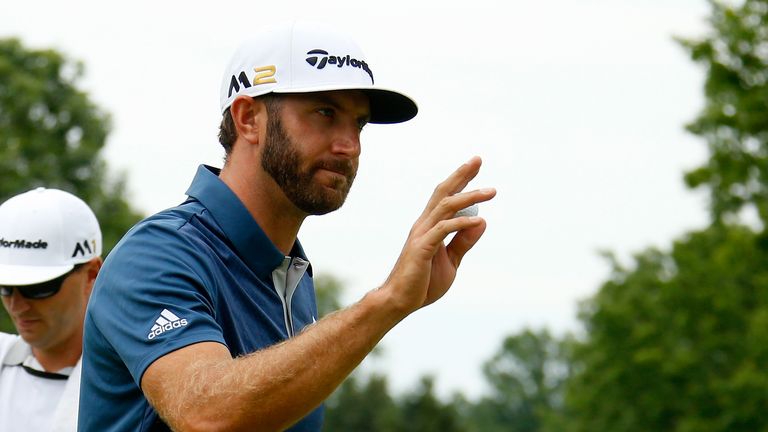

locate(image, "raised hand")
[[383, 156, 497, 314]]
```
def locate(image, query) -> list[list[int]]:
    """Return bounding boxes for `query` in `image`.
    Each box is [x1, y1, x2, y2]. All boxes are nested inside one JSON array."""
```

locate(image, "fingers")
[[423, 156, 483, 216], [445, 219, 488, 268], [383, 156, 495, 314], [431, 188, 495, 226], [417, 213, 488, 257], [410, 156, 496, 255]]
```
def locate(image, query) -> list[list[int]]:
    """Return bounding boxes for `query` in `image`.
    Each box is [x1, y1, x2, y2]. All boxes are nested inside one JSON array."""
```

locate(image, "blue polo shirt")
[[79, 165, 322, 431]]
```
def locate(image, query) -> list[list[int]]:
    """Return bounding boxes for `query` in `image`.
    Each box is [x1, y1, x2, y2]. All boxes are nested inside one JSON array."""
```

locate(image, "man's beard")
[[261, 113, 357, 215]]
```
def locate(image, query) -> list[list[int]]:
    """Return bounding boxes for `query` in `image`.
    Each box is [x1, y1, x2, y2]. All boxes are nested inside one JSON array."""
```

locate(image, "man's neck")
[[219, 163, 305, 256], [32, 341, 81, 372]]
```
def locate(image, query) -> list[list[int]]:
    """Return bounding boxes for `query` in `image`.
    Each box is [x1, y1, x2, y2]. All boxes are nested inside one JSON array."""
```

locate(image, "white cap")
[[219, 21, 418, 124], [0, 188, 101, 286]]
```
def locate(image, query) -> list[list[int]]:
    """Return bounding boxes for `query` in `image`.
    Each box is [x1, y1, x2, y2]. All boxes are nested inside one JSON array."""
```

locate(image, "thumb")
[[446, 219, 487, 268]]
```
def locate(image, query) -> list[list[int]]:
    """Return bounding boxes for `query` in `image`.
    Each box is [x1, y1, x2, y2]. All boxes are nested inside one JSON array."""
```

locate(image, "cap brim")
[[271, 85, 417, 124], [0, 264, 74, 286], [361, 89, 418, 124]]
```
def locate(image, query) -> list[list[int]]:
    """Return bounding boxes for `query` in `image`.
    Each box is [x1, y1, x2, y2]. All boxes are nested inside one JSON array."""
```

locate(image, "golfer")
[[79, 21, 495, 432]]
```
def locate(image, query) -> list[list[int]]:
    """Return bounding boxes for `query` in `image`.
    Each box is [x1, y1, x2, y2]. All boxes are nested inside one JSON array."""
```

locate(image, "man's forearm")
[[143, 157, 494, 432], [150, 286, 407, 432]]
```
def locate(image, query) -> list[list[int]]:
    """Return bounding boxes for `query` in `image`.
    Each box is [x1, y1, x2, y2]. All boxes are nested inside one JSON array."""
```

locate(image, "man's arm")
[[140, 156, 496, 432]]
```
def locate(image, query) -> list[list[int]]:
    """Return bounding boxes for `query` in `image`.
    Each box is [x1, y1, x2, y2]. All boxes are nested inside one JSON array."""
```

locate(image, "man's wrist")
[[361, 283, 413, 329]]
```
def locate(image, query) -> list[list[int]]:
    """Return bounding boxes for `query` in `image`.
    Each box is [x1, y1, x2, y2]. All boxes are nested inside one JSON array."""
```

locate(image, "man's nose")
[[6, 289, 32, 314], [331, 123, 362, 159]]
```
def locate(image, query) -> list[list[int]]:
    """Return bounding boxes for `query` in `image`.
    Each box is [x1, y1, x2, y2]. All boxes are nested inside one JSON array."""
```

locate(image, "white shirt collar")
[[1, 337, 73, 376]]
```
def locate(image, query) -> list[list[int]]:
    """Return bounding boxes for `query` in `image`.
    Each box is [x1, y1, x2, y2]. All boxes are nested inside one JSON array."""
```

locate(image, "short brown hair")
[[218, 94, 282, 163]]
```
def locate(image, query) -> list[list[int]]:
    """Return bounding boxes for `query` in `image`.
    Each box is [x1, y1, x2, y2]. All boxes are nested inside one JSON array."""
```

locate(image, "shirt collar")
[[185, 165, 311, 276], [2, 336, 73, 377], [2, 336, 30, 366]]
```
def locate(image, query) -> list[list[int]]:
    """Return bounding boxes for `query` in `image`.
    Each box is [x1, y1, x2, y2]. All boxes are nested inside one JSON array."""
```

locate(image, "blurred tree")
[[0, 38, 143, 333], [679, 0, 768, 224], [565, 1, 768, 430], [396, 376, 464, 432], [314, 273, 345, 318], [464, 329, 570, 432], [322, 374, 401, 432], [567, 227, 768, 431]]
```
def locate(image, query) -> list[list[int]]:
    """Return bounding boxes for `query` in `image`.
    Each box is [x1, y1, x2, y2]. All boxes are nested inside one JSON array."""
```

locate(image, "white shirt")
[[0, 333, 81, 432]]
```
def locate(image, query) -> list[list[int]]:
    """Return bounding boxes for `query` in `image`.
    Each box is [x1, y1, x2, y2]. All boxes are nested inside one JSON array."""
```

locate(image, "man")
[[80, 21, 496, 431], [0, 187, 102, 431]]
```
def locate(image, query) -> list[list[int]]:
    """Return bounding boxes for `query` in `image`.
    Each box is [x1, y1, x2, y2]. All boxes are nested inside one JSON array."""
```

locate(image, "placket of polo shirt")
[[271, 257, 310, 337]]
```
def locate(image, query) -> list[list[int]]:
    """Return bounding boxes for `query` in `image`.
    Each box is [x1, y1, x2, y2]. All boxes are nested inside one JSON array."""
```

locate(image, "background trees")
[[565, 1, 768, 430], [566, 227, 768, 431], [464, 329, 569, 432], [680, 0, 768, 224]]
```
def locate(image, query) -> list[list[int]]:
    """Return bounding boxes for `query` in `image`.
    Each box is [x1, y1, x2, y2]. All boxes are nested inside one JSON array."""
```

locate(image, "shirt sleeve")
[[87, 217, 227, 385]]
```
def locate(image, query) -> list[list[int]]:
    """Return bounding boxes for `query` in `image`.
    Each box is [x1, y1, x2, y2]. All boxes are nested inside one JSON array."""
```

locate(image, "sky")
[[2, 0, 714, 398]]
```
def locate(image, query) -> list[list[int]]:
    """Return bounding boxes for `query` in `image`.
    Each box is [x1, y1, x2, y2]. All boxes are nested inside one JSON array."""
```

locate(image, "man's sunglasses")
[[0, 264, 84, 300]]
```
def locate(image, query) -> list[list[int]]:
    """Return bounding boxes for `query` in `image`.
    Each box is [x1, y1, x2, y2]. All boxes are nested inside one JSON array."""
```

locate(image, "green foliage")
[[678, 0, 768, 223], [0, 303, 11, 334], [464, 329, 570, 432], [322, 374, 401, 432], [565, 2, 768, 430], [567, 225, 768, 431], [314, 273, 345, 318], [397, 376, 464, 432], [323, 374, 465, 432], [0, 38, 143, 334], [323, 329, 571, 432]]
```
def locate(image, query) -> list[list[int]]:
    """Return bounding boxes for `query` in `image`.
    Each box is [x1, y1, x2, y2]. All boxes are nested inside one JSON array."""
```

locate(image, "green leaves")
[[0, 39, 107, 198], [563, 5, 768, 427], [567, 225, 768, 431], [468, 329, 570, 432], [679, 0, 768, 223]]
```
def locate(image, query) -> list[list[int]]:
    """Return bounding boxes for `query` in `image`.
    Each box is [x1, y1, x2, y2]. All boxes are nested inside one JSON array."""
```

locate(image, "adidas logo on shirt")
[[147, 309, 189, 340]]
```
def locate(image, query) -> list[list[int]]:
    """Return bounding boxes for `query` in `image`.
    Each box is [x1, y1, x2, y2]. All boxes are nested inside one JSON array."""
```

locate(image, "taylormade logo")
[[0, 238, 47, 249], [305, 49, 374, 83], [147, 309, 188, 340]]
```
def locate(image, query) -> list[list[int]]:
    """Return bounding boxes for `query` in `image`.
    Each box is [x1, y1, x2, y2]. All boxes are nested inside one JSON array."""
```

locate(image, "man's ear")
[[83, 256, 103, 297], [230, 96, 266, 145]]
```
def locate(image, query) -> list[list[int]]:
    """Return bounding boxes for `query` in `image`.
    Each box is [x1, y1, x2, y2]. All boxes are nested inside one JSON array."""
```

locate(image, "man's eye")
[[358, 119, 368, 131], [318, 108, 334, 117]]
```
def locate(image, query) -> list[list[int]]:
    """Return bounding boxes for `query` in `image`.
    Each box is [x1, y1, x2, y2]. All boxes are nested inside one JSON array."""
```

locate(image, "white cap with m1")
[[219, 20, 418, 124], [0, 187, 101, 286]]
